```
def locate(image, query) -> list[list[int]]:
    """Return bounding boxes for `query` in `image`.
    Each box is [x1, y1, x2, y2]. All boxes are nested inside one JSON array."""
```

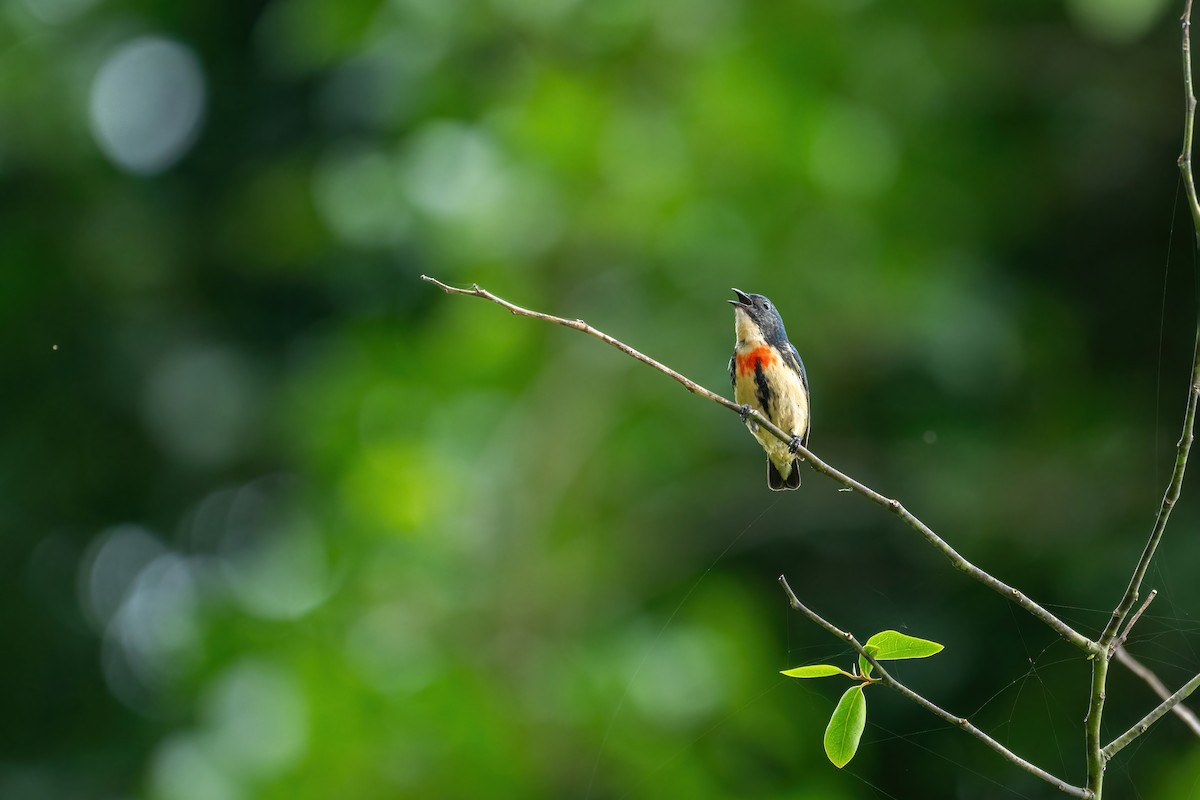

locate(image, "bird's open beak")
[[729, 288, 752, 307]]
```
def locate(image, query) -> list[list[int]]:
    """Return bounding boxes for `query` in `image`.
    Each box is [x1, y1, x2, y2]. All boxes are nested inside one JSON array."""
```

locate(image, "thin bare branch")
[[1109, 589, 1157, 656], [778, 576, 1089, 798], [1085, 7, 1200, 794], [422, 275, 1095, 654], [797, 451, 1096, 654], [420, 276, 743, 413], [1181, 0, 1200, 241], [1115, 646, 1200, 738], [1100, 0, 1200, 651], [1103, 668, 1200, 760]]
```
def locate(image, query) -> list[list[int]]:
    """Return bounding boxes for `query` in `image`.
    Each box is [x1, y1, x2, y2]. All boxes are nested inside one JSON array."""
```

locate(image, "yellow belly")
[[733, 345, 809, 474]]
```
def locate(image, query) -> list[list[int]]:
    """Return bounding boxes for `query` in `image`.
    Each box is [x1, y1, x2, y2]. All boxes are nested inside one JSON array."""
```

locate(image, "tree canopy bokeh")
[[4, 0, 1200, 797]]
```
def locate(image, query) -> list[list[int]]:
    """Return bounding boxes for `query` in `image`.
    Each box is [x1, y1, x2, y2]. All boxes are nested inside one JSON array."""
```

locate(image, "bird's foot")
[[788, 435, 803, 455], [739, 404, 752, 423]]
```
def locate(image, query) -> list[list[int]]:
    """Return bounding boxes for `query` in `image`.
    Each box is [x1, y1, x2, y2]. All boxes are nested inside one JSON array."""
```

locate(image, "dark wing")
[[783, 341, 811, 446], [728, 353, 736, 387]]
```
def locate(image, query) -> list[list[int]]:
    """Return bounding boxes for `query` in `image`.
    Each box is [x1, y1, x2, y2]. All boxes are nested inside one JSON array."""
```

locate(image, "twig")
[[421, 275, 1095, 654], [1114, 646, 1200, 738], [778, 576, 1089, 798], [1103, 668, 1200, 760], [1181, 0, 1200, 241], [1100, 0, 1200, 651], [1083, 6, 1200, 794], [420, 277, 745, 415], [798, 451, 1095, 654], [1109, 589, 1157, 656]]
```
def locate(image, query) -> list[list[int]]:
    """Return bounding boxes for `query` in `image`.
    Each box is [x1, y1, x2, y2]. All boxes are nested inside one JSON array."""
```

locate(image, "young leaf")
[[824, 684, 867, 768], [781, 664, 852, 679], [863, 630, 944, 661], [858, 644, 880, 679]]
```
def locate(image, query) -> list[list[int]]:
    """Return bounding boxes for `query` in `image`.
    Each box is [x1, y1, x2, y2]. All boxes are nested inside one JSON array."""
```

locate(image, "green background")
[[4, 0, 1200, 797]]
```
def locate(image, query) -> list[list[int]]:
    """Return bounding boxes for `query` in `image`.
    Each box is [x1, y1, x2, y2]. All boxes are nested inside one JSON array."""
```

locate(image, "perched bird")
[[728, 289, 811, 490]]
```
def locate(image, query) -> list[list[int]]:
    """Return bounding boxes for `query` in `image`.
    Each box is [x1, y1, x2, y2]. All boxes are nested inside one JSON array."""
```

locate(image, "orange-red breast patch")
[[736, 345, 776, 377]]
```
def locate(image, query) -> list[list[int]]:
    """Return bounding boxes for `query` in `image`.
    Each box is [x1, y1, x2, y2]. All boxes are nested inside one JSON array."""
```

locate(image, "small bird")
[[728, 288, 811, 490]]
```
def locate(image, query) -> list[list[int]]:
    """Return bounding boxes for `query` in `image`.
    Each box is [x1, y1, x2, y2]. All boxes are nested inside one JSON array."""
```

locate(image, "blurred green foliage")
[[4, 0, 1200, 798]]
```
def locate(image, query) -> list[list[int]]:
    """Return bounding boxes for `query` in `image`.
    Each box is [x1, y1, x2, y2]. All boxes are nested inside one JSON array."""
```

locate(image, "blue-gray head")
[[730, 288, 788, 344]]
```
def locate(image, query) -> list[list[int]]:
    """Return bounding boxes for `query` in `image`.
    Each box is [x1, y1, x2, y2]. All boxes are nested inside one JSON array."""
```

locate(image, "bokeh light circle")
[[88, 36, 207, 175]]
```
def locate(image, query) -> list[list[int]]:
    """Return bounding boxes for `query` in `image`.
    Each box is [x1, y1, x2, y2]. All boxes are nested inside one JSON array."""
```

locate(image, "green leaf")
[[863, 630, 944, 660], [824, 684, 867, 768], [780, 664, 853, 679], [858, 644, 879, 679]]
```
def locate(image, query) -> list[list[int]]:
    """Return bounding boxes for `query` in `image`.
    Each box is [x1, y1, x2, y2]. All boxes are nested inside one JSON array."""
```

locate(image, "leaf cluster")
[[781, 630, 943, 767]]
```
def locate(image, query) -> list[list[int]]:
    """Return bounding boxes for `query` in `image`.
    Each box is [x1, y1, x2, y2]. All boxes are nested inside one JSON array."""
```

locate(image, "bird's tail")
[[767, 458, 801, 491]]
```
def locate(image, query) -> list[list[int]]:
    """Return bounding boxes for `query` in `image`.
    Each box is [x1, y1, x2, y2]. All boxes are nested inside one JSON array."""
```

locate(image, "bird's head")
[[730, 288, 787, 343]]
